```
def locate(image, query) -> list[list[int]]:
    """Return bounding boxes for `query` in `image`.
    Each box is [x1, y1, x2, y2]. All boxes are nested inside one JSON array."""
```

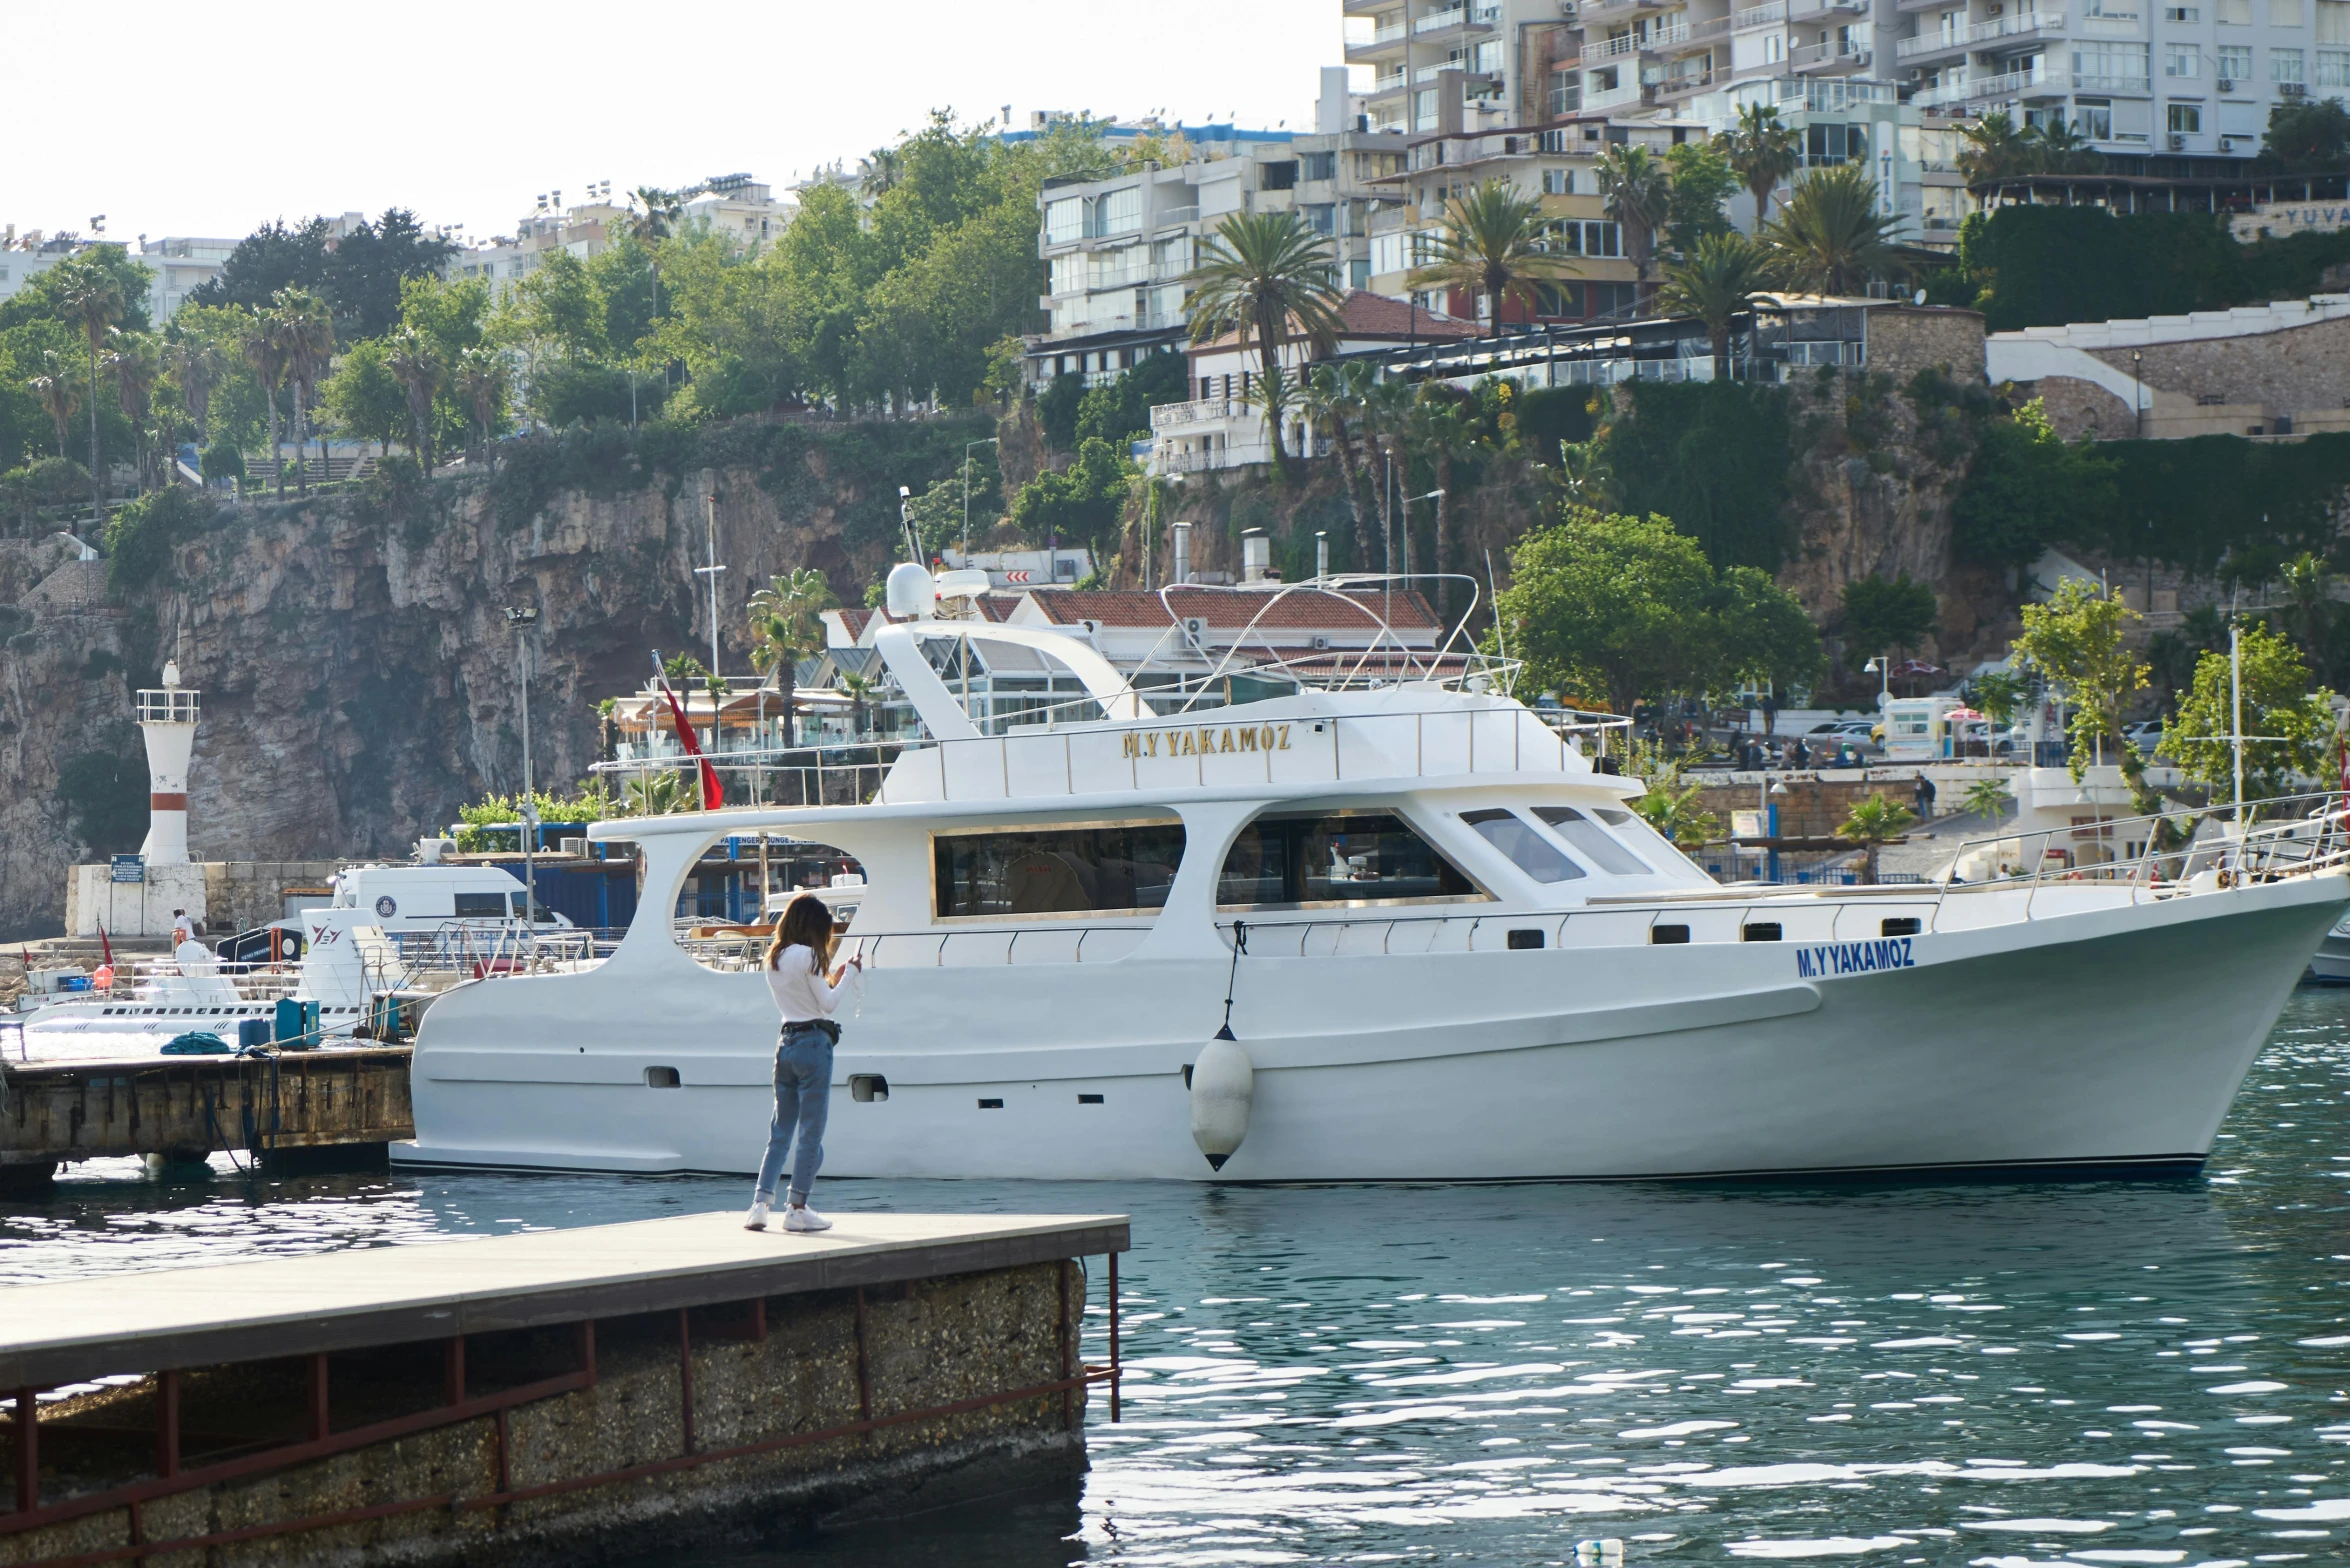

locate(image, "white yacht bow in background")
[[403, 570, 2350, 1182]]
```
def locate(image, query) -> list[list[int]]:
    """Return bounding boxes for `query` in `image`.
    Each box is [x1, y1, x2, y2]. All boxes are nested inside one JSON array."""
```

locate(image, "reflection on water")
[[7, 994, 2350, 1565]]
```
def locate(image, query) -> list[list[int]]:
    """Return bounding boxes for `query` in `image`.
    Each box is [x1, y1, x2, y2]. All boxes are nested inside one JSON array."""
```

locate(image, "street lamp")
[[504, 606, 541, 947], [2131, 349, 2144, 437], [1864, 653, 1892, 704], [962, 438, 1000, 557]]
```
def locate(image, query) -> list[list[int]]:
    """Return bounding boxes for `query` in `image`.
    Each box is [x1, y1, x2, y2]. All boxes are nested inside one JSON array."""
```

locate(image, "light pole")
[[1864, 653, 1892, 704], [694, 468, 724, 678], [1396, 487, 1443, 651], [962, 437, 999, 559], [504, 606, 541, 947], [2131, 349, 2144, 437]]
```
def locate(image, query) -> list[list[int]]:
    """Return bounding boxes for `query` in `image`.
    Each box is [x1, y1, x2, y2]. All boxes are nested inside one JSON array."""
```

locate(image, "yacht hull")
[[402, 870, 2344, 1182]]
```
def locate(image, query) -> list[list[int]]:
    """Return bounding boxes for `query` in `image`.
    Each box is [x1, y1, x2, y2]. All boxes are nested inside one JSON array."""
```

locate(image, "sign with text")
[[109, 855, 145, 884]]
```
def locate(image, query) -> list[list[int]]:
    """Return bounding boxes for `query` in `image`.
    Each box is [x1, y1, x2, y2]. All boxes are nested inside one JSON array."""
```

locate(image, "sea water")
[[6, 994, 2350, 1567]]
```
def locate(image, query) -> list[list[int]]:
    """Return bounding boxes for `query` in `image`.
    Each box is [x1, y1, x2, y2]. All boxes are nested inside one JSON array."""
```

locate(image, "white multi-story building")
[[450, 176, 795, 295], [0, 232, 237, 323], [1900, 0, 2350, 161], [1029, 72, 1407, 384]]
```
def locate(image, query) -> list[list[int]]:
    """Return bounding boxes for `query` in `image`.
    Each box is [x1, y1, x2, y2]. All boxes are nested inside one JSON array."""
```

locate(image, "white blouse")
[[764, 945, 847, 1024]]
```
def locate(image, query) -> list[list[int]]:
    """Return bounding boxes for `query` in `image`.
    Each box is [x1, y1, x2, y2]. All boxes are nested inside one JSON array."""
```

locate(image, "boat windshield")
[[1462, 809, 1587, 884], [1533, 806, 1654, 875]]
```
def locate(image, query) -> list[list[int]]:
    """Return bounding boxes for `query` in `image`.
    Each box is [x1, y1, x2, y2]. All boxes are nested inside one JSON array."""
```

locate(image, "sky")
[[1, 1, 1343, 247]]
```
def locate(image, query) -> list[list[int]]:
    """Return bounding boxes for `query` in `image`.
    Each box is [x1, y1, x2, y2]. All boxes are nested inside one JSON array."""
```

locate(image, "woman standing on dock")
[[747, 894, 860, 1234]]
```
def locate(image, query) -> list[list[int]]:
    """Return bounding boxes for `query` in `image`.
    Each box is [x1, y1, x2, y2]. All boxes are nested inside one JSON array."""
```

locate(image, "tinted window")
[[935, 823, 1184, 918], [453, 893, 505, 918], [1461, 809, 1586, 884], [1219, 812, 1478, 907], [1533, 806, 1653, 874]]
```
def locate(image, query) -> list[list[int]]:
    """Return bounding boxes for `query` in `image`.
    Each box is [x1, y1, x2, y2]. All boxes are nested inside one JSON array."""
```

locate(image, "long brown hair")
[[766, 894, 835, 973]]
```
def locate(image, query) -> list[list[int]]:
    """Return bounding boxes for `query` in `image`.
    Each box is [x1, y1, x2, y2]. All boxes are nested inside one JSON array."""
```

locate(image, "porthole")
[[978, 1098, 1005, 1109], [1882, 917, 1921, 937], [849, 1074, 890, 1103], [1506, 928, 1545, 950], [1651, 924, 1690, 945], [1078, 1093, 1105, 1104], [644, 1067, 681, 1088]]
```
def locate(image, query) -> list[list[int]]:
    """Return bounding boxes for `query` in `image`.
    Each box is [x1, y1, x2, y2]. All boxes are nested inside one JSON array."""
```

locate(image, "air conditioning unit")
[[2169, 133, 2188, 149], [2281, 81, 2309, 96], [2216, 76, 2234, 91]]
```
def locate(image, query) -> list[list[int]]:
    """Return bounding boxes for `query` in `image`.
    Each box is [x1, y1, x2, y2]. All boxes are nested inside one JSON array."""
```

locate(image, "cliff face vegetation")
[[0, 417, 991, 940]]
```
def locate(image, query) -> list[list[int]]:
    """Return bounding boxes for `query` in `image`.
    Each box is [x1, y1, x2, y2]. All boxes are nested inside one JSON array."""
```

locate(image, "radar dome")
[[885, 562, 936, 619]]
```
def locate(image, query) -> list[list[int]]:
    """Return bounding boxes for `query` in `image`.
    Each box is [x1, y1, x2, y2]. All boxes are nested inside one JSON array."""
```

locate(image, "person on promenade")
[[746, 893, 861, 1235]]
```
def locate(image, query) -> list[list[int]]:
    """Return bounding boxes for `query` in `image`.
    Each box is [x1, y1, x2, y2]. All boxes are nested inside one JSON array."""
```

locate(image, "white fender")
[[1189, 1034, 1255, 1171]]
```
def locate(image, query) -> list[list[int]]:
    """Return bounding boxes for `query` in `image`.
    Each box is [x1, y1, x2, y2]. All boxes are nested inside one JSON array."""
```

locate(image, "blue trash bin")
[[237, 1017, 272, 1051]]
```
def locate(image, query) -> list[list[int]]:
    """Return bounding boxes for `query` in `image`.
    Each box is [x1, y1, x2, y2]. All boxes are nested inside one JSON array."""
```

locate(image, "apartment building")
[[1029, 73, 1405, 384], [1344, 0, 1951, 239], [1900, 0, 2350, 161], [450, 176, 794, 295]]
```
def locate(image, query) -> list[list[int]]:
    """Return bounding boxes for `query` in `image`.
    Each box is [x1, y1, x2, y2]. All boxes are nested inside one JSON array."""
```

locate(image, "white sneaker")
[[744, 1199, 771, 1231], [783, 1204, 832, 1233]]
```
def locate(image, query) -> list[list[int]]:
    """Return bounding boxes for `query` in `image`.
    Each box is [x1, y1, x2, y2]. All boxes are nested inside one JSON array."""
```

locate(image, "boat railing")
[[589, 702, 1635, 813], [386, 923, 614, 986], [1933, 789, 2350, 925]]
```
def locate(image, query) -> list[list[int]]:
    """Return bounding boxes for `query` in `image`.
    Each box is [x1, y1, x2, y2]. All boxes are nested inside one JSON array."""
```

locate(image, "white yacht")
[[13, 865, 574, 1060], [2309, 912, 2350, 983], [402, 571, 2350, 1182]]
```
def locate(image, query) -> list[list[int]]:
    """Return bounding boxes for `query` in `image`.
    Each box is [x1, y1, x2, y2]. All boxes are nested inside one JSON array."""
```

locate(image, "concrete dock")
[[0, 1048, 414, 1188], [0, 1209, 1126, 1566]]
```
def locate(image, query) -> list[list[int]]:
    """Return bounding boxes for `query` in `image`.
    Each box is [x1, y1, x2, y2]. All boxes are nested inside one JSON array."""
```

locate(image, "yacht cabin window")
[[1461, 809, 1586, 884], [1587, 804, 1681, 864], [453, 893, 505, 918], [1532, 806, 1654, 874], [1218, 812, 1481, 908], [934, 822, 1185, 919]]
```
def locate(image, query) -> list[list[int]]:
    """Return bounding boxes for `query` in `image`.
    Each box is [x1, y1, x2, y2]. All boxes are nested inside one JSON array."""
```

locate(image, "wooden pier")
[[0, 1048, 415, 1187], [0, 1209, 1128, 1566]]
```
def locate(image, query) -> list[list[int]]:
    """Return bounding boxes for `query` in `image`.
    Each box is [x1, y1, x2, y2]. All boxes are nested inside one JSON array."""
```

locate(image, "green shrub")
[[102, 487, 212, 596], [55, 749, 148, 854]]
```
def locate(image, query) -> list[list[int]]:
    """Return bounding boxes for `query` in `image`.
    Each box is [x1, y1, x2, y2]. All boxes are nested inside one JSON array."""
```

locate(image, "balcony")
[[1895, 9, 2064, 59], [1898, 0, 1958, 11], [1579, 0, 1670, 20], [1590, 22, 1688, 58], [1791, 39, 1874, 71], [1921, 65, 2062, 105], [1156, 205, 1200, 227], [1654, 62, 1725, 96], [1691, 11, 1737, 39], [1413, 3, 1501, 34], [2072, 70, 2152, 94], [1346, 23, 1411, 59], [1789, 0, 1868, 17]]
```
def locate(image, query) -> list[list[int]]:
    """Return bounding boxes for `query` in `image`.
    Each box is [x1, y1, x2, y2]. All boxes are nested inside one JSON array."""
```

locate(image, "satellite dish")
[[934, 568, 992, 603], [1914, 289, 1928, 305], [885, 562, 936, 619]]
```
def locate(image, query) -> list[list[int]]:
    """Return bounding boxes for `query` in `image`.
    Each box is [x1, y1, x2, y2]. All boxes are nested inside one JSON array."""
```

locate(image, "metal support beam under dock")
[[0, 1209, 1129, 1567]]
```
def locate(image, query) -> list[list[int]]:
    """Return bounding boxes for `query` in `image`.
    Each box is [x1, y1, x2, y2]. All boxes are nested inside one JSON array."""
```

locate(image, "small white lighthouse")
[[136, 660, 200, 867]]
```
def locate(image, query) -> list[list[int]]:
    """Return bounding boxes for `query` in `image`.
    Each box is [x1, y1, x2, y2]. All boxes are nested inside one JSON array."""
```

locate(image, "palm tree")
[[1184, 209, 1347, 482], [1634, 768, 1722, 847], [1595, 144, 1673, 299], [856, 147, 904, 198], [2028, 118, 2102, 175], [272, 288, 335, 494], [55, 262, 124, 524], [1956, 111, 2035, 187], [28, 352, 82, 466], [1241, 362, 1300, 468], [621, 771, 691, 817], [624, 186, 683, 245], [456, 346, 508, 465], [1837, 794, 1917, 884], [1403, 178, 1580, 331], [104, 331, 162, 493], [747, 568, 839, 751], [165, 338, 226, 449], [1299, 361, 1379, 567], [1761, 164, 1907, 297], [1658, 232, 1771, 381], [837, 669, 878, 741], [384, 328, 444, 470], [1960, 776, 2014, 823], [242, 311, 293, 498], [1719, 103, 1801, 222]]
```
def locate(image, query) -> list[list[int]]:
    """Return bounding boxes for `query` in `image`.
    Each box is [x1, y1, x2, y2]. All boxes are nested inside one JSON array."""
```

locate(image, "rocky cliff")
[[0, 418, 990, 940]]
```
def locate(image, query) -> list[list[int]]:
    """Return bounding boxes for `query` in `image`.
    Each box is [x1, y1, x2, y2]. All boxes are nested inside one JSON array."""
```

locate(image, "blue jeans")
[[755, 1025, 834, 1206]]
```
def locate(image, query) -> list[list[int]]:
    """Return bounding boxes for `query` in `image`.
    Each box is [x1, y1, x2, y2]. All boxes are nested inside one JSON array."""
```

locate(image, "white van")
[[325, 865, 573, 931]]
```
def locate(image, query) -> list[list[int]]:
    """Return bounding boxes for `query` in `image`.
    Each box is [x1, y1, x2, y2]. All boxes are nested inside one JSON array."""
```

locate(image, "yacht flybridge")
[[403, 569, 2350, 1182]]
